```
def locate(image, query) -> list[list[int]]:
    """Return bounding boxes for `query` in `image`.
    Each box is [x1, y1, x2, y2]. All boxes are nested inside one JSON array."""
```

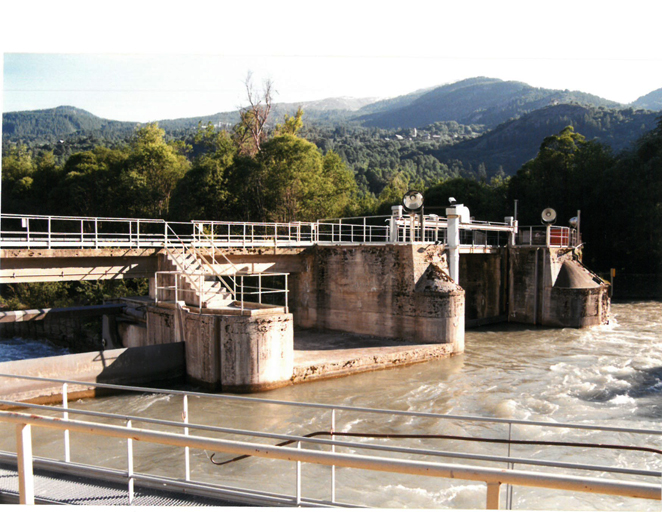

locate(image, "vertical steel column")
[[183, 394, 190, 481], [486, 482, 501, 509], [285, 275, 289, 314], [63, 383, 70, 462], [296, 441, 302, 505], [331, 409, 336, 504], [16, 423, 34, 505], [48, 216, 52, 249], [127, 420, 134, 505]]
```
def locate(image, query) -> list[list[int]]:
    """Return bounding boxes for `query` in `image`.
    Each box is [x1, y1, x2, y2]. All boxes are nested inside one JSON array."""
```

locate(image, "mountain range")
[[3, 77, 661, 176]]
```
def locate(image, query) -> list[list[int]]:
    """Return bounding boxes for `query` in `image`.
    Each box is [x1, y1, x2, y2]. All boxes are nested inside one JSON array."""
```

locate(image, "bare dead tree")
[[235, 72, 273, 156]]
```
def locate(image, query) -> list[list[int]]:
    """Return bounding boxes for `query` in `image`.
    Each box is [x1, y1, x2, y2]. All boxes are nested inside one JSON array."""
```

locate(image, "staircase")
[[162, 248, 234, 309]]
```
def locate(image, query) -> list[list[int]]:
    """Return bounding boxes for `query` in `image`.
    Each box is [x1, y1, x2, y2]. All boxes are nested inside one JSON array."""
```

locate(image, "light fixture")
[[402, 190, 424, 212]]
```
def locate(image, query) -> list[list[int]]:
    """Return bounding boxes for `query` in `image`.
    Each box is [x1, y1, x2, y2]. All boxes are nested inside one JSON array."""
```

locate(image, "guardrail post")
[[63, 383, 70, 462], [296, 441, 302, 505], [331, 409, 336, 504], [486, 482, 501, 509], [80, 219, 84, 246], [258, 274, 262, 305], [285, 275, 289, 314], [26, 218, 31, 249], [127, 419, 134, 505], [183, 394, 190, 482], [48, 216, 52, 249], [94, 218, 98, 248], [16, 423, 35, 505], [136, 220, 140, 248]]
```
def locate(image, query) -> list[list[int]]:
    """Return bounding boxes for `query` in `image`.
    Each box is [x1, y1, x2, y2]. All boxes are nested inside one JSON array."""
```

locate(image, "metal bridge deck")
[[0, 462, 245, 506]]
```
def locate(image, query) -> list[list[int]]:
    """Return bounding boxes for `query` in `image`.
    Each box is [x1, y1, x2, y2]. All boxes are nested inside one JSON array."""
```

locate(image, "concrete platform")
[[292, 329, 456, 384]]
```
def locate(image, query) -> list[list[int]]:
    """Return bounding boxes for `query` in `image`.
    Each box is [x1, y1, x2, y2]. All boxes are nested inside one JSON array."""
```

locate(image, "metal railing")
[[1, 213, 523, 250], [0, 374, 659, 508], [517, 226, 578, 248]]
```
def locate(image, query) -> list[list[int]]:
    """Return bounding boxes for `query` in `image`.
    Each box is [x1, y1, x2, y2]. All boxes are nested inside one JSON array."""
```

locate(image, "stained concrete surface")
[[292, 328, 456, 384]]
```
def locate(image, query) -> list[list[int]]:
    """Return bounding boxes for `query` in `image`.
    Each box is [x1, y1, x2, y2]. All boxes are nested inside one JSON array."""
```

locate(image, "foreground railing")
[[0, 375, 659, 508]]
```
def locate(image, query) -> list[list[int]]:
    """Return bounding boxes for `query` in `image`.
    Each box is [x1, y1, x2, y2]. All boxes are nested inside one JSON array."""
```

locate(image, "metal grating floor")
[[0, 462, 245, 506]]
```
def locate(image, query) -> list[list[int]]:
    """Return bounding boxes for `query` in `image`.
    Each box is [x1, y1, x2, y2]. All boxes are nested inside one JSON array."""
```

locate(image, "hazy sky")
[[2, 0, 661, 122]]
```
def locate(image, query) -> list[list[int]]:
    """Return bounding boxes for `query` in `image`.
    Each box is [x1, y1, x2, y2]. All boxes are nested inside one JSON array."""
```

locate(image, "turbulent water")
[[1, 302, 660, 509], [0, 336, 69, 362]]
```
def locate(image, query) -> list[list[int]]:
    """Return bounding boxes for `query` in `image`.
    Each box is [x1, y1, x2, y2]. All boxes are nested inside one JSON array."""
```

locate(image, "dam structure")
[[0, 204, 610, 394]]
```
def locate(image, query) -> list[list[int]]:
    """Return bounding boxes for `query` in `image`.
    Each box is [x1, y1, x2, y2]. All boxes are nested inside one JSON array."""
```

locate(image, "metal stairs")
[[163, 248, 234, 309]]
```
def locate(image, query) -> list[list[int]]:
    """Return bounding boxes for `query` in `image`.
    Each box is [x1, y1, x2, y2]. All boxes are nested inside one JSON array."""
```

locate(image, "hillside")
[[632, 88, 662, 111], [357, 77, 623, 129], [2, 106, 137, 142], [431, 104, 660, 176]]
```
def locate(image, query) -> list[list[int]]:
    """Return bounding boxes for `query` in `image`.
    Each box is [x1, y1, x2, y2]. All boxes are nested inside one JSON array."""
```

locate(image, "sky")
[[2, 0, 662, 123]]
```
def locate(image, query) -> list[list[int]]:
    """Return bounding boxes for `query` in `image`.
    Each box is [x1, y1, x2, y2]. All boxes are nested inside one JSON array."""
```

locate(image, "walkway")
[[0, 461, 244, 506]]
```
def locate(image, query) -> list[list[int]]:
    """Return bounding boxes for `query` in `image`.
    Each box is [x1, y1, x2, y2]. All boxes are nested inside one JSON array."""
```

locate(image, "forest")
[[2, 90, 661, 308]]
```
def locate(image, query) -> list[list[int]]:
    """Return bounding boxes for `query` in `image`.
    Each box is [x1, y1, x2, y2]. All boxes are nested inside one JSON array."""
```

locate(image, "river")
[[1, 302, 660, 509]]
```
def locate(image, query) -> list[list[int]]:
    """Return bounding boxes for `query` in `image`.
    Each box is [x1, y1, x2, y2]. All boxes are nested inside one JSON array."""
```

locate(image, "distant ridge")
[[356, 77, 623, 129], [2, 106, 137, 140], [431, 103, 660, 175], [632, 88, 662, 111]]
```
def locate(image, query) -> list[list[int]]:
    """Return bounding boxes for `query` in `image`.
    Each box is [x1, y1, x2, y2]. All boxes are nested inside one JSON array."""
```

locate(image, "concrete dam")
[[0, 204, 610, 397]]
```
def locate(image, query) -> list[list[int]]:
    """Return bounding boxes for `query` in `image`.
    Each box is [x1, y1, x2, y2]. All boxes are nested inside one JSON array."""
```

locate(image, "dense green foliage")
[[424, 121, 662, 274], [432, 104, 659, 177]]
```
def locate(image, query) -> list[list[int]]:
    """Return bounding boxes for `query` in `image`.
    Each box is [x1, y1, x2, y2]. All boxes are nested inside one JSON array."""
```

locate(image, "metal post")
[[164, 222, 168, 246], [285, 275, 289, 314], [80, 219, 84, 246], [241, 275, 244, 311], [486, 482, 501, 509], [506, 422, 513, 509], [63, 383, 70, 462], [26, 218, 31, 249], [258, 274, 262, 305], [48, 216, 52, 249], [331, 409, 336, 504], [199, 274, 203, 314], [296, 441, 302, 505], [94, 218, 98, 249], [136, 220, 140, 248], [16, 423, 35, 505], [183, 395, 190, 482], [127, 419, 134, 505]]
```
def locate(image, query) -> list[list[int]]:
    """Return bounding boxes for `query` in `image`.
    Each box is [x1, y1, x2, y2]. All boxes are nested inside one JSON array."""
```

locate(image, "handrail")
[[0, 398, 658, 479], [1, 374, 660, 436], [191, 222, 240, 299], [1, 410, 659, 507]]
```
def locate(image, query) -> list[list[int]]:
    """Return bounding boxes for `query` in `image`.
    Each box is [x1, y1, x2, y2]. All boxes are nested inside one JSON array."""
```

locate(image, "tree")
[[256, 134, 356, 222], [233, 73, 273, 156], [120, 123, 190, 217], [169, 124, 237, 221]]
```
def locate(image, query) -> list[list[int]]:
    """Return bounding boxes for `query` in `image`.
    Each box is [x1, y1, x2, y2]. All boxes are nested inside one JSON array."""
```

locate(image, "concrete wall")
[[289, 244, 464, 352], [220, 314, 293, 393], [0, 343, 185, 404], [142, 305, 293, 391], [508, 247, 610, 327]]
